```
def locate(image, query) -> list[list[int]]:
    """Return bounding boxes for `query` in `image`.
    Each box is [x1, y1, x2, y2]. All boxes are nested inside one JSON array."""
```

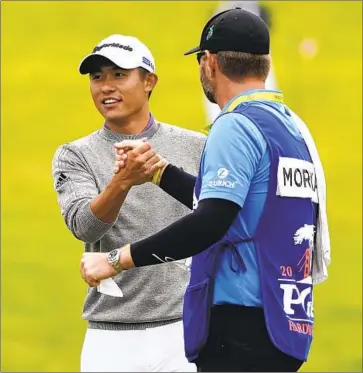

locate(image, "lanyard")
[[202, 91, 284, 135]]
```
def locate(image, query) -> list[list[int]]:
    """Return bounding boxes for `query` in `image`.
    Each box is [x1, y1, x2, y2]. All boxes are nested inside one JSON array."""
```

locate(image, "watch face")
[[108, 249, 118, 261]]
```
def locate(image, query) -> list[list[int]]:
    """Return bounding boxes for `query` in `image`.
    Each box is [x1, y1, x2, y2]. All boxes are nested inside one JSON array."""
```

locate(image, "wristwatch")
[[107, 249, 123, 273]]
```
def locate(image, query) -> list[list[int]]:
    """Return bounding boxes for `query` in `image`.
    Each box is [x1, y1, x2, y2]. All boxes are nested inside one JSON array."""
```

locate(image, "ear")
[[144, 73, 158, 94]]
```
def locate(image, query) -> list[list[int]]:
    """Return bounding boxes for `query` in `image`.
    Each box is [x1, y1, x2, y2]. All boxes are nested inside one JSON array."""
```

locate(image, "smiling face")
[[89, 62, 156, 125]]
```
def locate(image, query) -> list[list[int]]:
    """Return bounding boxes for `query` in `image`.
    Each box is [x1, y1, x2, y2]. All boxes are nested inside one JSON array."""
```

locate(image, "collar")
[[220, 89, 284, 115], [202, 89, 284, 135], [100, 114, 159, 142]]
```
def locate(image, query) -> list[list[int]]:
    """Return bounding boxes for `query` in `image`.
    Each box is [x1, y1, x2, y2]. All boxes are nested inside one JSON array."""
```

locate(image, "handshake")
[[113, 138, 168, 187], [80, 138, 168, 289]]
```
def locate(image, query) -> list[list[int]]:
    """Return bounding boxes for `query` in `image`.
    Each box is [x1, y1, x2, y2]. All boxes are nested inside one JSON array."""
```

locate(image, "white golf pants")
[[80, 320, 196, 372]]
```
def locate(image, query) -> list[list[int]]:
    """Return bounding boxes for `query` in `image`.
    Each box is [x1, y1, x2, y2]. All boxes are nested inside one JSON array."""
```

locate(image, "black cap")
[[184, 8, 270, 56]]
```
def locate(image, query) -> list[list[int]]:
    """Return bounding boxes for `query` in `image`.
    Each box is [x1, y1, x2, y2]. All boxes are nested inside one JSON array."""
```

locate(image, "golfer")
[[52, 34, 205, 372]]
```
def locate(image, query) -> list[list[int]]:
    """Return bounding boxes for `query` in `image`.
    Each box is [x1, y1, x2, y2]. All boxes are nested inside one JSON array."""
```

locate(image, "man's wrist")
[[119, 243, 135, 269], [152, 163, 169, 186], [107, 249, 123, 273], [110, 176, 132, 193]]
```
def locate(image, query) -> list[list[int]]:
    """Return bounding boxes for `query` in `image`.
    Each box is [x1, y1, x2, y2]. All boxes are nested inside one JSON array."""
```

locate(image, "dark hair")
[[216, 51, 270, 82], [139, 67, 153, 99]]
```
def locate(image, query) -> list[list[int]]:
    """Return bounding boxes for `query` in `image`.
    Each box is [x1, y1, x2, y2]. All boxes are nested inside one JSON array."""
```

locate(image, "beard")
[[200, 69, 216, 104]]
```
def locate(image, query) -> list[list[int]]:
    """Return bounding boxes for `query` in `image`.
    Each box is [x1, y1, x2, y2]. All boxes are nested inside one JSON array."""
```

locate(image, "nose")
[[101, 78, 116, 94], [101, 85, 116, 94]]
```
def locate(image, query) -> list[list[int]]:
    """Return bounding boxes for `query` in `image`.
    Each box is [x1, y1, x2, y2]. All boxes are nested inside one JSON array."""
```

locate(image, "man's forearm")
[[127, 198, 240, 267], [90, 178, 131, 223], [159, 164, 197, 209]]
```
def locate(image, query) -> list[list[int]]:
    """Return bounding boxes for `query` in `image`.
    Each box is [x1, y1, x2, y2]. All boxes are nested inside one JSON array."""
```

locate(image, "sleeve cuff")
[[199, 191, 245, 209], [77, 203, 116, 242]]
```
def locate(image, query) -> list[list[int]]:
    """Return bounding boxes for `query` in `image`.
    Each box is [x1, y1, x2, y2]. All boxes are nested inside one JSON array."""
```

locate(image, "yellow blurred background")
[[1, 1, 362, 371]]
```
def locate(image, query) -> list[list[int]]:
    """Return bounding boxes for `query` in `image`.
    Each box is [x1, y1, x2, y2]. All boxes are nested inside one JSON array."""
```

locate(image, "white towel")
[[97, 278, 124, 297], [290, 111, 331, 285]]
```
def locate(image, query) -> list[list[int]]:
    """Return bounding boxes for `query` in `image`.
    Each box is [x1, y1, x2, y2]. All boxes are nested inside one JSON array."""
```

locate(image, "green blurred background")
[[1, 1, 362, 371]]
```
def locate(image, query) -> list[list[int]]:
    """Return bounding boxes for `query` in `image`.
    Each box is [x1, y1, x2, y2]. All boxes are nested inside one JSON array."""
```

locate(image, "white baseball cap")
[[79, 34, 156, 74]]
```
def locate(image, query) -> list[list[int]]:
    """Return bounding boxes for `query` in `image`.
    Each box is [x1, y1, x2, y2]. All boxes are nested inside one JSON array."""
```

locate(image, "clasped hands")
[[113, 137, 168, 185], [80, 138, 167, 287]]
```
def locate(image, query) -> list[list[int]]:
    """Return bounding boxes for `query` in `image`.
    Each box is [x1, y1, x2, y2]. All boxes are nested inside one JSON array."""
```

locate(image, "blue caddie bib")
[[183, 99, 317, 362]]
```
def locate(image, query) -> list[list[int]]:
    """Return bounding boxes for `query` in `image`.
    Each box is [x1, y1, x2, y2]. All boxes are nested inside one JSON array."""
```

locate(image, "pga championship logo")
[[279, 225, 315, 335]]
